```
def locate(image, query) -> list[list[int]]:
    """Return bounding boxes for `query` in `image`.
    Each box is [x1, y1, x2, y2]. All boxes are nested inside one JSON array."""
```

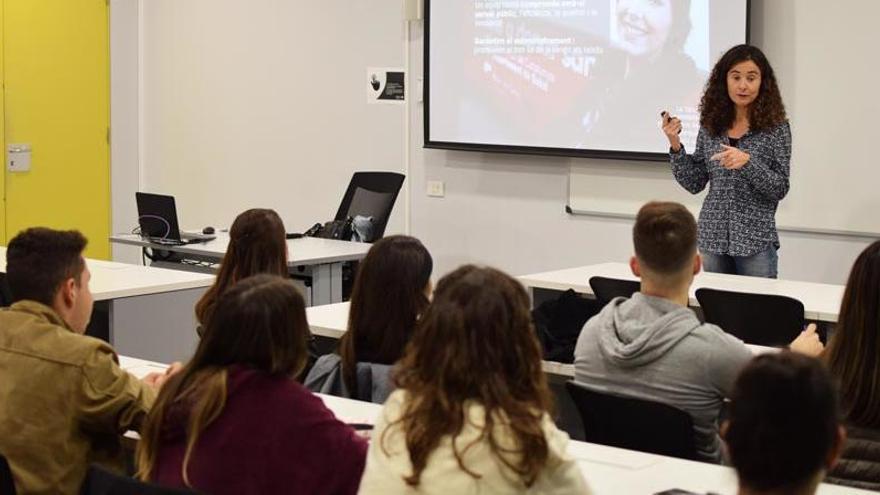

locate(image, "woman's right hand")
[[661, 111, 682, 152], [789, 323, 824, 357]]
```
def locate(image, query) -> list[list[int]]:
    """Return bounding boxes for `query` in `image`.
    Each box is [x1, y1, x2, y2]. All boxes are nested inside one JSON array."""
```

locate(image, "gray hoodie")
[[574, 292, 753, 462]]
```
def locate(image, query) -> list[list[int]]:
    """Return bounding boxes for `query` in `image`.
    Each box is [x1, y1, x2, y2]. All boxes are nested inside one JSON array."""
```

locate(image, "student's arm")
[[77, 345, 157, 434], [670, 129, 711, 194], [541, 416, 594, 495], [354, 395, 406, 494], [707, 328, 755, 397], [740, 122, 791, 201], [295, 393, 369, 495], [322, 419, 368, 495]]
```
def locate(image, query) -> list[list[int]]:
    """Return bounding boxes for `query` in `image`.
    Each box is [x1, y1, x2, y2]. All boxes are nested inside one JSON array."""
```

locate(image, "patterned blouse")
[[670, 122, 791, 257]]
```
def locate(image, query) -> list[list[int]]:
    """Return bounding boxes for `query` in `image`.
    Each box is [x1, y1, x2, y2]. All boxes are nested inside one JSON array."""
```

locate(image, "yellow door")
[[0, 3, 6, 241], [2, 0, 110, 258]]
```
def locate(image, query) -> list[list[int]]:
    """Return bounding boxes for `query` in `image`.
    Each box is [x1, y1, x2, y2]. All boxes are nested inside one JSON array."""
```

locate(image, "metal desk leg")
[[311, 262, 343, 306]]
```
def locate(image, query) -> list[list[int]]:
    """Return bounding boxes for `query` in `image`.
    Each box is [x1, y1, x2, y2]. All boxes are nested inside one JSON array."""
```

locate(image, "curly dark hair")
[[699, 44, 787, 136], [385, 265, 554, 488]]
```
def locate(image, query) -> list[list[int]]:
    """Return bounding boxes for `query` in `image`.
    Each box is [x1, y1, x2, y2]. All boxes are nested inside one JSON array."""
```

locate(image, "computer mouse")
[[202, 226, 215, 235]]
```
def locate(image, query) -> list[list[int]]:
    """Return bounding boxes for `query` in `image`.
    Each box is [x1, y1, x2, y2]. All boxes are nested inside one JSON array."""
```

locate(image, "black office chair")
[[588, 276, 640, 305], [0, 453, 16, 495], [565, 381, 698, 460], [80, 465, 197, 495], [334, 172, 405, 243], [0, 273, 14, 307], [695, 288, 804, 346]]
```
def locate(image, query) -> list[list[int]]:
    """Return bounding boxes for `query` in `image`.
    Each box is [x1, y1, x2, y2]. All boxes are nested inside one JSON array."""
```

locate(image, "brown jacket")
[[0, 301, 156, 494]]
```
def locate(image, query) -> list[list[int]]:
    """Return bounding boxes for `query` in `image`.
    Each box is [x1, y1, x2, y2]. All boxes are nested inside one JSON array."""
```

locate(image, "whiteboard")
[[569, 0, 880, 236]]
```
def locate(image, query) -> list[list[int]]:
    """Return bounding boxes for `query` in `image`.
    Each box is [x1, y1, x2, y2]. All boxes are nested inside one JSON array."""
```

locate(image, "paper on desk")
[[317, 394, 380, 426], [125, 364, 169, 380], [119, 356, 169, 379]]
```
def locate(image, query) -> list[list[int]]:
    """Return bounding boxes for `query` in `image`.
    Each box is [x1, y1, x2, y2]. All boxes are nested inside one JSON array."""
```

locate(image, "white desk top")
[[306, 301, 351, 339], [306, 302, 776, 380], [0, 247, 215, 302], [111, 233, 372, 266], [519, 262, 845, 323], [299, 394, 872, 494], [117, 355, 869, 494]]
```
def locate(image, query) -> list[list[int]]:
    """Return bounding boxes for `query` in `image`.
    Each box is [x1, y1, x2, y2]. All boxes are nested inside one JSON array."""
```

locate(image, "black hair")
[[6, 227, 87, 305], [726, 352, 840, 492]]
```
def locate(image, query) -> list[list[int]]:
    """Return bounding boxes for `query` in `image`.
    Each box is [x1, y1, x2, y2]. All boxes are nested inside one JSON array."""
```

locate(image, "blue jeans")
[[701, 247, 778, 278]]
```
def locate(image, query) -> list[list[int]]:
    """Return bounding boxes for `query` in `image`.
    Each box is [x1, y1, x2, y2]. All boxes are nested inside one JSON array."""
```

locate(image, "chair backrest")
[[565, 381, 698, 460], [0, 273, 14, 307], [334, 172, 405, 242], [695, 288, 805, 346], [80, 465, 197, 495], [304, 354, 393, 404], [588, 276, 640, 305], [0, 452, 16, 495]]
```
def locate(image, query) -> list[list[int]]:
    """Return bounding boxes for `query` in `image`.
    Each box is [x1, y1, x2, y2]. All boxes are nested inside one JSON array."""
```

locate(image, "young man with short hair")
[[0, 228, 177, 494], [724, 352, 845, 495], [573, 201, 822, 462]]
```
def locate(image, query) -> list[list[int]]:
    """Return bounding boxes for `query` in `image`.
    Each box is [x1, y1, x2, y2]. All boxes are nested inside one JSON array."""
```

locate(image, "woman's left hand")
[[711, 145, 750, 170]]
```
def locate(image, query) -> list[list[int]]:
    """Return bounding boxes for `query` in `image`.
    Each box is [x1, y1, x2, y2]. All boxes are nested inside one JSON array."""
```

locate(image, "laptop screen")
[[135, 192, 183, 242]]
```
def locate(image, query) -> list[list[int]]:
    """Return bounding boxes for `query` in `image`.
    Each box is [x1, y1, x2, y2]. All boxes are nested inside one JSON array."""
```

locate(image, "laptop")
[[135, 192, 216, 245]]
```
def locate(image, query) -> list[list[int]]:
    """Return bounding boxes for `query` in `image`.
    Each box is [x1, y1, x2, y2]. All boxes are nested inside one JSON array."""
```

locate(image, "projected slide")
[[427, 0, 749, 157]]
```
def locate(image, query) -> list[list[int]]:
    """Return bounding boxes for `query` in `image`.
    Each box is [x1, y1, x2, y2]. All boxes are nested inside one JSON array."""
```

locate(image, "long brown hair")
[[339, 236, 432, 395], [195, 208, 287, 326], [824, 240, 880, 427], [137, 274, 311, 486], [385, 265, 554, 487], [699, 44, 787, 136]]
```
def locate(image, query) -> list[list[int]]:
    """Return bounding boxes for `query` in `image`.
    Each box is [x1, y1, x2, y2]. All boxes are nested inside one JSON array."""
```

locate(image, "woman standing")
[[662, 44, 790, 278]]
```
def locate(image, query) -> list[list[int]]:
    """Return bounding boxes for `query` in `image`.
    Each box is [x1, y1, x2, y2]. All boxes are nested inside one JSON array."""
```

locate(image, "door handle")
[[7, 144, 32, 172]]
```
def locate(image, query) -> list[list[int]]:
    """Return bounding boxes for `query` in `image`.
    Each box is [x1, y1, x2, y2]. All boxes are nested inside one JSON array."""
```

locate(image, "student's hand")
[[710, 145, 750, 170], [789, 324, 824, 357], [661, 112, 682, 152], [142, 362, 184, 390]]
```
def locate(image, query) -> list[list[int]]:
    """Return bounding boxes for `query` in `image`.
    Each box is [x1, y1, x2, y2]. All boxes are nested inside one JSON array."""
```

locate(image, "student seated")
[[137, 274, 367, 495], [724, 352, 845, 495], [358, 265, 591, 494], [194, 208, 287, 335], [0, 228, 175, 494], [824, 240, 880, 490], [305, 235, 432, 403], [574, 201, 823, 462]]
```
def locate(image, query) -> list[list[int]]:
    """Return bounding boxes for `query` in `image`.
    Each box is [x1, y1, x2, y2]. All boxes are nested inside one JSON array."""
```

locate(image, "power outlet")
[[427, 180, 445, 197]]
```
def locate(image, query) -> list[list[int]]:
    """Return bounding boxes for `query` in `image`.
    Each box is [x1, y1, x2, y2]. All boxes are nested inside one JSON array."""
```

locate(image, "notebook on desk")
[[135, 192, 216, 246]]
